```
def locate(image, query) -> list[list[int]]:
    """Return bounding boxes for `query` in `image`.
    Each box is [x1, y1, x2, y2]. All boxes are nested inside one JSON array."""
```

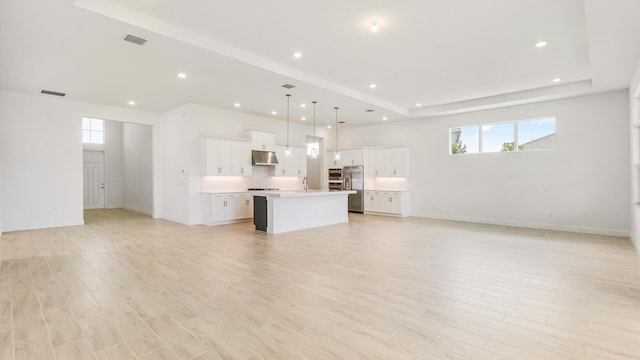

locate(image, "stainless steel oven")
[[328, 168, 343, 191]]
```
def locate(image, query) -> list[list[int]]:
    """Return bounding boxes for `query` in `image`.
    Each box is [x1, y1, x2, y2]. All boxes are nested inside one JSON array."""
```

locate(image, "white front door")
[[83, 150, 105, 209]]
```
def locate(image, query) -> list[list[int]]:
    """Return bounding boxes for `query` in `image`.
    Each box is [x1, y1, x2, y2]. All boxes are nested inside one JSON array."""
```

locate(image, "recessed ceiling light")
[[293, 52, 302, 58], [271, 111, 277, 115], [416, 103, 422, 107], [301, 117, 306, 121], [382, 117, 388, 121], [128, 100, 136, 105], [370, 20, 379, 33], [369, 83, 377, 89], [535, 40, 548, 48], [234, 103, 240, 107], [327, 125, 332, 129], [552, 78, 562, 83], [300, 103, 306, 108], [177, 73, 187, 79]]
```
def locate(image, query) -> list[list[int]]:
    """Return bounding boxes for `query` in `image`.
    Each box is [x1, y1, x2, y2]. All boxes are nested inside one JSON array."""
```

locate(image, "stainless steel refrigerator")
[[342, 165, 364, 213]]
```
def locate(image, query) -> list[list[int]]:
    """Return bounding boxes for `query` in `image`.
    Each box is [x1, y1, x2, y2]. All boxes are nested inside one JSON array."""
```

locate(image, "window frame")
[[82, 117, 106, 145], [449, 116, 556, 155]]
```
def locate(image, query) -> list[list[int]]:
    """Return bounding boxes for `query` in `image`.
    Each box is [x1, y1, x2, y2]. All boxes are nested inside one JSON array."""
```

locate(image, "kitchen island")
[[251, 190, 356, 234]]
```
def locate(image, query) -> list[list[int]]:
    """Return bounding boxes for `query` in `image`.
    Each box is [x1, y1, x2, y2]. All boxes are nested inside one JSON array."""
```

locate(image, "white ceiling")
[[1, 0, 640, 128]]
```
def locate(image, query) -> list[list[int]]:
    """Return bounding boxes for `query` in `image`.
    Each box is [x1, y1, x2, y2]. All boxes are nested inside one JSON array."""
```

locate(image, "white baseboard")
[[123, 206, 153, 216], [414, 212, 630, 238], [1, 220, 85, 233], [631, 232, 640, 255]]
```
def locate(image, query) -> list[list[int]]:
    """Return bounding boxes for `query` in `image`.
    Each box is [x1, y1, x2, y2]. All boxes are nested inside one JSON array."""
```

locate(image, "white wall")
[[629, 57, 640, 253], [105, 121, 123, 208], [0, 90, 157, 232], [340, 91, 630, 236], [123, 122, 153, 215], [158, 105, 192, 224]]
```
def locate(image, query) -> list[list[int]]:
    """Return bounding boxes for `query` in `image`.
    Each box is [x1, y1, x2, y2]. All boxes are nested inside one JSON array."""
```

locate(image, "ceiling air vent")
[[365, 109, 375, 112], [41, 89, 66, 97], [338, 121, 346, 124], [124, 34, 147, 46], [281, 83, 296, 89]]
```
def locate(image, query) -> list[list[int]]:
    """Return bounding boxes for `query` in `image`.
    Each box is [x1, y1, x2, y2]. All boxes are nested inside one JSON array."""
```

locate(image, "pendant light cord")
[[312, 101, 318, 157], [286, 94, 291, 149], [335, 107, 339, 153]]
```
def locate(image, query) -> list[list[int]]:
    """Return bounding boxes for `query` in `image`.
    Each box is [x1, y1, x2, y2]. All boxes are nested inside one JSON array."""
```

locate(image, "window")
[[449, 117, 555, 155], [450, 126, 479, 154], [518, 118, 556, 151], [483, 122, 515, 153], [82, 117, 105, 144]]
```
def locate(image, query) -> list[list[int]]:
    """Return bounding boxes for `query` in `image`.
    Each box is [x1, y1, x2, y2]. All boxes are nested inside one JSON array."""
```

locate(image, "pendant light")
[[334, 107, 340, 160], [285, 93, 292, 156], [311, 101, 318, 159]]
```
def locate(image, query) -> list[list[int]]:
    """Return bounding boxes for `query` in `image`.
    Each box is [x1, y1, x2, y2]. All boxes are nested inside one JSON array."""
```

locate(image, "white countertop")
[[249, 190, 356, 198], [201, 191, 250, 194], [364, 189, 410, 192]]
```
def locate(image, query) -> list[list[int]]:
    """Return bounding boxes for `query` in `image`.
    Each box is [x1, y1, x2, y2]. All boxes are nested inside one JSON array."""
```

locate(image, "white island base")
[[251, 190, 355, 234]]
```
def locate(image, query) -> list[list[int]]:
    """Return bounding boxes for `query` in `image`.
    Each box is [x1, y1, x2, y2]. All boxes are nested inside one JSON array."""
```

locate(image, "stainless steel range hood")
[[251, 150, 279, 165]]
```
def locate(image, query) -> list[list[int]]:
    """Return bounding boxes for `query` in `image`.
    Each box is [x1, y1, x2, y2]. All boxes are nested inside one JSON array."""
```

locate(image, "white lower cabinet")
[[209, 193, 253, 224], [364, 191, 409, 217]]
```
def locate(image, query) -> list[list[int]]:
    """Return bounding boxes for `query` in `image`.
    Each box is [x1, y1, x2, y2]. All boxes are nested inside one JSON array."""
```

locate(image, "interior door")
[[83, 151, 105, 209]]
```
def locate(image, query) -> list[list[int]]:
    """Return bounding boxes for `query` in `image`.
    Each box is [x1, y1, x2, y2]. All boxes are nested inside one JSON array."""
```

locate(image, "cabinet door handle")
[[240, 168, 244, 174], [393, 170, 397, 175], [375, 170, 378, 175], [389, 197, 392, 202], [218, 167, 222, 173]]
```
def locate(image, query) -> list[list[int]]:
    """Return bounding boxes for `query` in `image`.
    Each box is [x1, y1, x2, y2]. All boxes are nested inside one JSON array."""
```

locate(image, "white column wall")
[[340, 91, 630, 236], [123, 122, 153, 215], [158, 105, 193, 224]]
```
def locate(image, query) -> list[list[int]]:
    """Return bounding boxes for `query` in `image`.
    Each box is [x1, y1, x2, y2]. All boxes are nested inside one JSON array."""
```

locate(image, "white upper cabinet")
[[327, 148, 366, 168], [274, 145, 307, 177], [202, 138, 252, 176], [368, 146, 410, 177], [250, 130, 277, 151], [231, 140, 252, 176]]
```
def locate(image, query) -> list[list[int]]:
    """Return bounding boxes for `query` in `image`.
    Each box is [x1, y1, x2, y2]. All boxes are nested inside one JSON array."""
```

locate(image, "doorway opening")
[[81, 117, 153, 221], [83, 150, 105, 209]]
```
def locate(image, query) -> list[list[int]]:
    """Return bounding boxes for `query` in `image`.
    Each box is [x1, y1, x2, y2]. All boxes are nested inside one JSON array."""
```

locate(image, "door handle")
[[100, 183, 105, 189]]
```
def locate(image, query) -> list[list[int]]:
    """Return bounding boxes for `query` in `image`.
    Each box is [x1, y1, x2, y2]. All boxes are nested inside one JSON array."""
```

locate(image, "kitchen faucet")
[[302, 176, 308, 192]]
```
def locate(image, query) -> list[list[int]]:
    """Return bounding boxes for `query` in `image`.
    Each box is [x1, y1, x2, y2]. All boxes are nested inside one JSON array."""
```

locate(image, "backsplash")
[[201, 166, 304, 192]]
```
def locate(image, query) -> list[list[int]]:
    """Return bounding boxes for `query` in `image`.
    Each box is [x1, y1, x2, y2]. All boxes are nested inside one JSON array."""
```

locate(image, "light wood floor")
[[1, 209, 639, 359]]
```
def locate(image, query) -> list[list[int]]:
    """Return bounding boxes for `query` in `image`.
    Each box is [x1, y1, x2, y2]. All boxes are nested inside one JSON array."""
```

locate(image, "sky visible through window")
[[458, 126, 479, 153], [482, 122, 514, 153], [519, 118, 555, 145]]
